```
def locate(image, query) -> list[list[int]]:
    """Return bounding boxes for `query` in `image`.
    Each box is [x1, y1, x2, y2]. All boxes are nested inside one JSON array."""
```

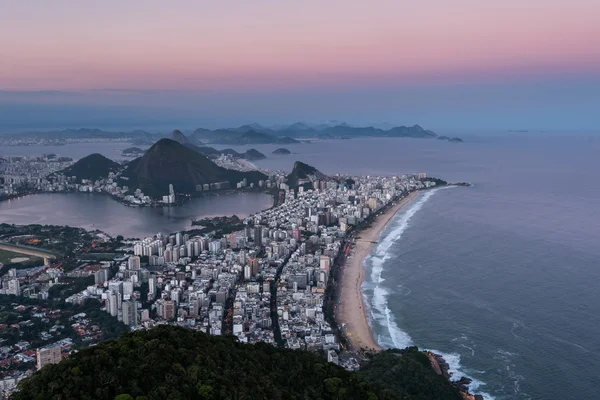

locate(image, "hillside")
[[286, 161, 327, 188], [121, 139, 266, 197], [60, 153, 120, 181], [359, 348, 464, 400], [13, 326, 467, 400], [13, 326, 396, 400]]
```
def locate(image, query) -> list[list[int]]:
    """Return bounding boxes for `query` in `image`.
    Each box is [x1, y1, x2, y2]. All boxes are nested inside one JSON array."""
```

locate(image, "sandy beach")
[[337, 191, 418, 353]]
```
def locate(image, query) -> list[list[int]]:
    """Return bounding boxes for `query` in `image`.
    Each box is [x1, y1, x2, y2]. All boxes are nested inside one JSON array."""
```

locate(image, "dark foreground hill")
[[121, 139, 266, 197], [14, 326, 391, 400], [14, 326, 464, 400], [60, 153, 119, 181], [360, 348, 464, 400]]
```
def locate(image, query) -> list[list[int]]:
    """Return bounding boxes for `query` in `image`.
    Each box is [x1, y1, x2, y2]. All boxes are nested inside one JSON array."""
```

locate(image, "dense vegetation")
[[358, 348, 463, 400], [14, 326, 396, 400]]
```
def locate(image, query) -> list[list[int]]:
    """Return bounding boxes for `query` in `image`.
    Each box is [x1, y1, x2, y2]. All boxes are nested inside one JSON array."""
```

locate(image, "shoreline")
[[337, 191, 418, 353]]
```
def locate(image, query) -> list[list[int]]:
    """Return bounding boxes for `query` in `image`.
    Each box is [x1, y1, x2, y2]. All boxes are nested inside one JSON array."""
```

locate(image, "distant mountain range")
[[120, 139, 267, 197], [171, 130, 267, 160], [3, 122, 464, 145], [190, 123, 451, 142]]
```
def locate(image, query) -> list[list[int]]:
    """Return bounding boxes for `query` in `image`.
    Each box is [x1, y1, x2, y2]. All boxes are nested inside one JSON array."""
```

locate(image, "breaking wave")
[[363, 188, 496, 399]]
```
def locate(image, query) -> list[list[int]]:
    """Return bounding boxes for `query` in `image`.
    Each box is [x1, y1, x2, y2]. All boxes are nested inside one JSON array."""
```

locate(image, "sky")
[[1, 0, 599, 131]]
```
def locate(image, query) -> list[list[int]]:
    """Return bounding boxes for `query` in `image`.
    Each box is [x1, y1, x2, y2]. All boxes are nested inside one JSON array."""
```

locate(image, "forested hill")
[[14, 326, 464, 400]]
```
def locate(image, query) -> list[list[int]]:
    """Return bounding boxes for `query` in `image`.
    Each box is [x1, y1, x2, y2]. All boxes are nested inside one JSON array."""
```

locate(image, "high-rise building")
[[163, 300, 175, 321], [122, 300, 139, 327], [128, 256, 141, 270], [148, 274, 157, 295], [106, 292, 118, 317], [7, 279, 20, 296], [248, 257, 260, 277], [253, 226, 262, 247], [94, 268, 109, 285], [36, 344, 62, 370], [122, 280, 134, 299], [108, 281, 123, 296], [319, 255, 331, 273]]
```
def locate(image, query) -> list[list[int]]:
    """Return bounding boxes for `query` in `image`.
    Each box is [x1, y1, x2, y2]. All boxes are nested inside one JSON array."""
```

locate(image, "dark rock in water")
[[437, 136, 464, 143], [241, 148, 267, 160], [453, 376, 472, 391], [272, 148, 291, 155]]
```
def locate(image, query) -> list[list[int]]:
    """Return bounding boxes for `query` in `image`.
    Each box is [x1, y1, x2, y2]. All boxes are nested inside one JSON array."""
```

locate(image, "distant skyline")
[[1, 1, 599, 131]]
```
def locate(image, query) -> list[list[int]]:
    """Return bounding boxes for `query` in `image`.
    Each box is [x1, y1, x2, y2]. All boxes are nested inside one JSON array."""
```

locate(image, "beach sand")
[[337, 191, 418, 353]]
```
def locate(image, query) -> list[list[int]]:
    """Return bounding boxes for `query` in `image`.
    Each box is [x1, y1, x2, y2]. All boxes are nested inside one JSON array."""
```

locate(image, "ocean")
[[3, 132, 600, 398]]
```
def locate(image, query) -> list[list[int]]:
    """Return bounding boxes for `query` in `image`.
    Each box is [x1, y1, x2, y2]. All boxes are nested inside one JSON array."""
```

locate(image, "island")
[[272, 148, 291, 155], [121, 147, 145, 157]]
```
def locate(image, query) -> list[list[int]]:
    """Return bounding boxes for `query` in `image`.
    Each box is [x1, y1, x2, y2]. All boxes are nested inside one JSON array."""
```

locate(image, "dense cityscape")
[[0, 160, 444, 397]]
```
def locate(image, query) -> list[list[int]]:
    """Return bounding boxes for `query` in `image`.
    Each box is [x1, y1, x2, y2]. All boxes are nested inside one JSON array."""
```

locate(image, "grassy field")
[[0, 249, 41, 265]]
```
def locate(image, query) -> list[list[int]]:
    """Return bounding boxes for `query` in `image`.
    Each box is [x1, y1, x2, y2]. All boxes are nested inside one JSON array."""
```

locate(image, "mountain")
[[242, 148, 267, 160], [120, 139, 266, 197], [386, 124, 437, 138], [190, 127, 301, 145], [59, 153, 119, 181], [12, 325, 464, 400], [273, 148, 291, 155], [209, 130, 300, 145], [321, 125, 382, 137], [184, 143, 224, 157], [170, 129, 190, 145], [286, 161, 327, 188]]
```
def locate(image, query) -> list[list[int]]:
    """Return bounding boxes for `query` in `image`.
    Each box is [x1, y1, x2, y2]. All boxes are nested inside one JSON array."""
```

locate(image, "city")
[[0, 170, 438, 396]]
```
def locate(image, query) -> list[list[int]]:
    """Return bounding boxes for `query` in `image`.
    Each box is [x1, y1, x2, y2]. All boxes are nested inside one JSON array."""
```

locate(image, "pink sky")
[[1, 0, 599, 91]]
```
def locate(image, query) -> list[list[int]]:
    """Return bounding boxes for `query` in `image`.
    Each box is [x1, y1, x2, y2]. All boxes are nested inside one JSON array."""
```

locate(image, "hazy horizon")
[[1, 1, 599, 131]]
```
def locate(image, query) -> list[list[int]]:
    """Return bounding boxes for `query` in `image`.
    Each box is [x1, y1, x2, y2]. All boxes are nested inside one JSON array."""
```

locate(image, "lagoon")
[[0, 192, 272, 239]]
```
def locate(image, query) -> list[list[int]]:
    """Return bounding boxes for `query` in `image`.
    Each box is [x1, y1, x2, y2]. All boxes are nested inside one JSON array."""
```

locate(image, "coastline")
[[337, 191, 418, 353]]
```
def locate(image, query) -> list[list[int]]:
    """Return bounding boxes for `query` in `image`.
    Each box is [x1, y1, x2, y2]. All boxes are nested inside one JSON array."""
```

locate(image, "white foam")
[[363, 187, 496, 400], [428, 349, 496, 400], [367, 189, 441, 349]]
